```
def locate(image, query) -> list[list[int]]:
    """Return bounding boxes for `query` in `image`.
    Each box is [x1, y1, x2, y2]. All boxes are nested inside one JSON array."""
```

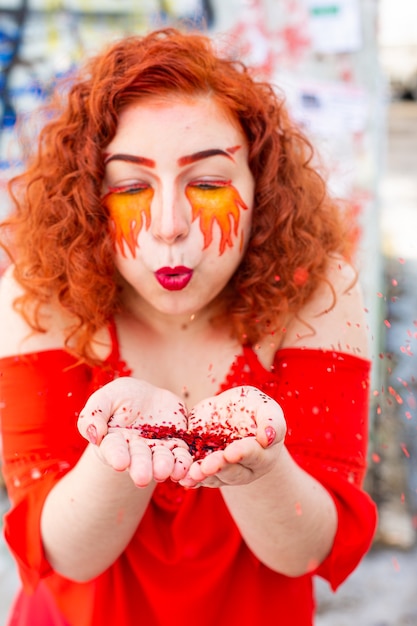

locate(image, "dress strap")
[[242, 345, 263, 370], [91, 319, 132, 390], [106, 317, 121, 366]]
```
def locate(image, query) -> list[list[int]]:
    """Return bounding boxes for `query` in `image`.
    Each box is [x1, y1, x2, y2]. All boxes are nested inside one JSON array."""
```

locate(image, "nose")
[[151, 186, 191, 244]]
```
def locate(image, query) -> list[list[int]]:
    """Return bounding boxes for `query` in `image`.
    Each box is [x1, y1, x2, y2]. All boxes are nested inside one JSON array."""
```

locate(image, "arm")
[[42, 378, 192, 582], [181, 389, 338, 577], [222, 447, 338, 577], [0, 270, 191, 583], [40, 444, 155, 581], [181, 262, 374, 577]]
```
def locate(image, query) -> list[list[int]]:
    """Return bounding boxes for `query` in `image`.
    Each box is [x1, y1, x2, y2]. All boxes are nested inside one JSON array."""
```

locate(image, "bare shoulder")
[[0, 266, 65, 358], [282, 257, 370, 357], [0, 266, 113, 360]]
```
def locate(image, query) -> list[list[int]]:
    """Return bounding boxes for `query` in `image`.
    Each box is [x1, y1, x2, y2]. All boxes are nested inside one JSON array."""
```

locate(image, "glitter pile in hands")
[[123, 423, 255, 461]]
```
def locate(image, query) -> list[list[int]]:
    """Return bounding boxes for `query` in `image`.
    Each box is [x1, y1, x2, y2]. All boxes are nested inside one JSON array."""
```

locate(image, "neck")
[[121, 295, 224, 342]]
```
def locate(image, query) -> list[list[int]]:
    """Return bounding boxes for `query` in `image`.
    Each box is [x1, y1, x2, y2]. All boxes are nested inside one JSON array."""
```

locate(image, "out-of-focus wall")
[[378, 0, 417, 99], [0, 0, 384, 376]]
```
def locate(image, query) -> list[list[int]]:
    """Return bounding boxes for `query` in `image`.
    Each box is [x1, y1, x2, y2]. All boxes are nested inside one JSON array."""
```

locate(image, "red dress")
[[0, 323, 377, 626]]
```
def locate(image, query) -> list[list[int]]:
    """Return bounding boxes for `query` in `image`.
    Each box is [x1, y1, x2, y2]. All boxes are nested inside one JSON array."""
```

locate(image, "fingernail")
[[87, 424, 98, 445], [265, 426, 276, 446]]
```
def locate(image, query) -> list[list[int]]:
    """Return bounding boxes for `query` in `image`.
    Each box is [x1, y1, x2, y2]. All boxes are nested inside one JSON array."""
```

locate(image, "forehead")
[[107, 96, 246, 154]]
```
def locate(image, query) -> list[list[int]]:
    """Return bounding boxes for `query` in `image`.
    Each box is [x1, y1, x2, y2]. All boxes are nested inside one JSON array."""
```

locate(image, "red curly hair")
[[0, 27, 352, 363]]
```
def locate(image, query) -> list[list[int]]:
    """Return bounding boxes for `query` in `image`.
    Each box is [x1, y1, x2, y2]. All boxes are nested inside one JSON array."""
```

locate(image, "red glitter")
[[122, 423, 254, 460]]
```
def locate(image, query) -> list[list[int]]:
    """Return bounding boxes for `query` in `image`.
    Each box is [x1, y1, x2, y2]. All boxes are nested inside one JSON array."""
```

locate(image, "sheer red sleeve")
[[0, 352, 92, 591], [221, 347, 378, 589], [271, 349, 377, 589]]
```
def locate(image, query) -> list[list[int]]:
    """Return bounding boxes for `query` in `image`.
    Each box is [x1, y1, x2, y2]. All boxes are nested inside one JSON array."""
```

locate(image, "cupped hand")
[[179, 386, 286, 488], [77, 377, 192, 486]]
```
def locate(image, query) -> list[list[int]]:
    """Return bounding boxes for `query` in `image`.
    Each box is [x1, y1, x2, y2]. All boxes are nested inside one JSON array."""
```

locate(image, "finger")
[[223, 437, 264, 466], [151, 444, 176, 482], [183, 457, 252, 487], [243, 390, 285, 448], [149, 438, 191, 481], [98, 430, 131, 471], [197, 450, 227, 476], [194, 475, 222, 488], [128, 438, 154, 487], [185, 450, 225, 482], [255, 419, 285, 449], [210, 463, 252, 485], [171, 446, 193, 481], [178, 474, 200, 489], [78, 388, 114, 445]]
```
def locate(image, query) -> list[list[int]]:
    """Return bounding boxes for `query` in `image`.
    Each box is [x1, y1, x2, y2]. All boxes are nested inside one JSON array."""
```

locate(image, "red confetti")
[[384, 320, 391, 328], [371, 453, 381, 463], [392, 557, 400, 572], [400, 346, 414, 356], [397, 378, 409, 388], [388, 386, 403, 404], [400, 443, 410, 458], [293, 267, 309, 286]]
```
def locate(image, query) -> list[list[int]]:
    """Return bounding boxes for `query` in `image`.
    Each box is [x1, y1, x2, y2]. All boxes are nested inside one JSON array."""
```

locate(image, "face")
[[102, 96, 254, 320]]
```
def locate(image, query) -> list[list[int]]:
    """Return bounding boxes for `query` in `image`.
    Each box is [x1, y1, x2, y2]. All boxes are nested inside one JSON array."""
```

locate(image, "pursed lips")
[[154, 266, 194, 291]]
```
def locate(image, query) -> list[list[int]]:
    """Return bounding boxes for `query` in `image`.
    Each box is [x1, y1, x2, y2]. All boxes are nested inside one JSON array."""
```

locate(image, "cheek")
[[102, 189, 154, 258], [185, 185, 250, 256]]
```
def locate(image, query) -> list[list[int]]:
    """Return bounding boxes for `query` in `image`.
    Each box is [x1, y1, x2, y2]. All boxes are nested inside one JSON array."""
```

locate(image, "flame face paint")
[[102, 185, 153, 258], [104, 180, 248, 258], [186, 182, 249, 255]]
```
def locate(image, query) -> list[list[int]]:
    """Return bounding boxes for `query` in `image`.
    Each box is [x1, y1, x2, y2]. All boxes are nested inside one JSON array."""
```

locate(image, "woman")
[[0, 28, 377, 626]]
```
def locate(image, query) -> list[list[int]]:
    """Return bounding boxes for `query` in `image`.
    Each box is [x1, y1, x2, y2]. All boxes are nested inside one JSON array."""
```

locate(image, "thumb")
[[77, 386, 114, 445]]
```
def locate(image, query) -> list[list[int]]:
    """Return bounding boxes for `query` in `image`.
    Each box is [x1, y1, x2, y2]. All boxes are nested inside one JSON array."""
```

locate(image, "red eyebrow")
[[104, 153, 156, 168], [177, 148, 238, 167]]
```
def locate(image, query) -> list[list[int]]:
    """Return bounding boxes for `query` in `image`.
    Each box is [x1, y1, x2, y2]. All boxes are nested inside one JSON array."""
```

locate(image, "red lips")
[[155, 266, 193, 291]]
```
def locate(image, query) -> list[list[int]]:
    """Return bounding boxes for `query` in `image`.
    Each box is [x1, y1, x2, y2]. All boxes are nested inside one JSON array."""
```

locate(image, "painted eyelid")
[[187, 179, 232, 188], [107, 183, 150, 194]]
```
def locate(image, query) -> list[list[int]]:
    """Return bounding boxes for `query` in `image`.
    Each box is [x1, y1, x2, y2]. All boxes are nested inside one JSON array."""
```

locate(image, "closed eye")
[[107, 183, 150, 195], [188, 179, 231, 191]]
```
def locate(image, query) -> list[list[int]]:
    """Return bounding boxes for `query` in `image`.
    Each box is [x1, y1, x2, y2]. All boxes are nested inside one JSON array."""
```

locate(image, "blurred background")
[[0, 0, 416, 624]]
